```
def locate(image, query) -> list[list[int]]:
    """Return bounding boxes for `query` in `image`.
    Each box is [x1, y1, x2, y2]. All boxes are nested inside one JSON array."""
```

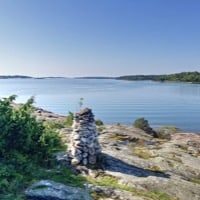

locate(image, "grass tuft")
[[191, 178, 200, 185], [132, 147, 156, 159], [86, 175, 176, 200]]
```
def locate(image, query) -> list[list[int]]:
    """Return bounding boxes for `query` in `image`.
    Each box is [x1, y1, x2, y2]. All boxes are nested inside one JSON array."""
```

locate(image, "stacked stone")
[[69, 108, 101, 165]]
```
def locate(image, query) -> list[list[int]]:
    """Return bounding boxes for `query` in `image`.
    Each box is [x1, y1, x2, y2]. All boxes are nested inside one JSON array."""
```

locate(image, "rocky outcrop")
[[29, 107, 200, 200], [34, 107, 66, 123], [25, 180, 93, 200], [69, 108, 101, 165], [98, 125, 200, 200], [88, 184, 145, 200]]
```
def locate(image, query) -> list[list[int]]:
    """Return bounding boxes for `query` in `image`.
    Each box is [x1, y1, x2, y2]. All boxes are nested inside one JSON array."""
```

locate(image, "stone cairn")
[[69, 108, 101, 165]]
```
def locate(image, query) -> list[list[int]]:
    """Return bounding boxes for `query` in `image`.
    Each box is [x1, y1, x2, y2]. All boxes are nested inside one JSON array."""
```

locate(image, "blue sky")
[[0, 0, 200, 77]]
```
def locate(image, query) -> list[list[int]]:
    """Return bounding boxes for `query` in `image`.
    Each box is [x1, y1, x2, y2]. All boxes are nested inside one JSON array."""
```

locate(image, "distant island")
[[117, 71, 200, 83], [0, 75, 32, 79], [0, 75, 68, 79], [1, 71, 200, 83], [77, 71, 200, 84]]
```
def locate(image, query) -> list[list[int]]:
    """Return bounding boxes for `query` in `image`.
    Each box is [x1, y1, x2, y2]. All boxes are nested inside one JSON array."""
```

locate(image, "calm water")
[[0, 78, 200, 132]]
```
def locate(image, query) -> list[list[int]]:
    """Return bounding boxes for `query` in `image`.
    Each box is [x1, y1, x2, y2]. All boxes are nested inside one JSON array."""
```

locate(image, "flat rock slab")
[[25, 180, 93, 200], [98, 125, 200, 200]]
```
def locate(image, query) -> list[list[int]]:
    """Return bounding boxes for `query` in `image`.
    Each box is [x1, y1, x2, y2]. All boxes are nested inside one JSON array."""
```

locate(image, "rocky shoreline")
[[27, 107, 200, 200]]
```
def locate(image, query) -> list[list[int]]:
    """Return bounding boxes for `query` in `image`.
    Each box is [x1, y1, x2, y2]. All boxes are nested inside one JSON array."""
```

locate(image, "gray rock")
[[89, 155, 97, 164], [68, 108, 101, 165], [88, 148, 95, 155], [83, 158, 88, 165], [71, 158, 80, 165], [25, 180, 93, 200], [98, 125, 200, 200], [83, 152, 88, 158], [55, 151, 71, 166], [44, 108, 200, 200], [88, 184, 145, 200]]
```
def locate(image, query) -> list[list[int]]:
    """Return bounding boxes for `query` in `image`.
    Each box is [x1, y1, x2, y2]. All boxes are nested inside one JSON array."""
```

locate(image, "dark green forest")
[[117, 71, 200, 83]]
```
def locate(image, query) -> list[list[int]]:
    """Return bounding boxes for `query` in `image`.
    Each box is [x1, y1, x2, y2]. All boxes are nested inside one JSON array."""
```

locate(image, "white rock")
[[71, 158, 80, 165], [83, 152, 88, 158], [87, 143, 94, 148], [83, 158, 88, 165], [73, 135, 81, 140], [81, 137, 88, 143]]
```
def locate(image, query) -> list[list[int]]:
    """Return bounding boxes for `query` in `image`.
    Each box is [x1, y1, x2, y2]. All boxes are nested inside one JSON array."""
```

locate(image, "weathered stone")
[[87, 142, 94, 148], [83, 146, 89, 152], [71, 158, 80, 165], [83, 158, 88, 165], [55, 151, 71, 165], [88, 184, 144, 200], [25, 180, 93, 200], [88, 148, 95, 155], [73, 140, 81, 146], [69, 108, 101, 165], [71, 148, 82, 157], [98, 125, 200, 200], [34, 107, 200, 200], [89, 155, 96, 164], [83, 152, 88, 158], [81, 137, 88, 143]]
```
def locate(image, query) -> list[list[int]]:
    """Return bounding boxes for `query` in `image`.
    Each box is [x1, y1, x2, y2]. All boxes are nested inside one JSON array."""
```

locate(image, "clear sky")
[[0, 0, 200, 77]]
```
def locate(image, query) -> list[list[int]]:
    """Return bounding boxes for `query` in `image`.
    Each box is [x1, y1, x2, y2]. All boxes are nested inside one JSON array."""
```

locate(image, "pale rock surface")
[[25, 180, 93, 200]]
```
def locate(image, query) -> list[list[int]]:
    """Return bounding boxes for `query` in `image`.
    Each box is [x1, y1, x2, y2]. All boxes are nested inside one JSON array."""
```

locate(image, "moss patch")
[[146, 165, 166, 173], [97, 126, 105, 133], [132, 147, 156, 159], [191, 178, 200, 185], [87, 175, 176, 200], [177, 144, 188, 151], [109, 133, 128, 141]]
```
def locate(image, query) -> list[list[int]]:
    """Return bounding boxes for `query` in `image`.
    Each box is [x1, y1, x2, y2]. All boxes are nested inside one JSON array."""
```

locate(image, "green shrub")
[[64, 111, 74, 127], [97, 126, 105, 133], [133, 117, 149, 130], [44, 121, 65, 129], [0, 96, 81, 199], [133, 118, 158, 137], [116, 122, 121, 126], [0, 95, 63, 163], [191, 178, 200, 185], [95, 119, 104, 126]]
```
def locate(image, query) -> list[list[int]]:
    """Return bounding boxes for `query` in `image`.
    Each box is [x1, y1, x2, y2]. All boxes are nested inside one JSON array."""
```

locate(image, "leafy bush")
[[44, 120, 66, 129], [118, 71, 200, 83], [0, 96, 75, 199], [95, 119, 104, 126], [133, 118, 158, 137], [133, 117, 149, 130], [116, 122, 121, 126], [64, 111, 74, 127], [0, 95, 63, 163], [0, 158, 86, 199]]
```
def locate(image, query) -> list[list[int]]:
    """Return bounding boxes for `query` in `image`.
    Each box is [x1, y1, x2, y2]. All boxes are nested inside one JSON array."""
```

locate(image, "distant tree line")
[[117, 71, 200, 83], [0, 75, 32, 79]]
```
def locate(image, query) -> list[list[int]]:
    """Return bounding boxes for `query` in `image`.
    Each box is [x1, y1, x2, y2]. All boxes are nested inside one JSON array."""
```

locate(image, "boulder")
[[25, 180, 93, 200]]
